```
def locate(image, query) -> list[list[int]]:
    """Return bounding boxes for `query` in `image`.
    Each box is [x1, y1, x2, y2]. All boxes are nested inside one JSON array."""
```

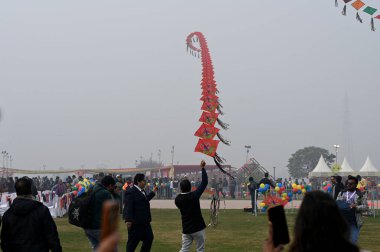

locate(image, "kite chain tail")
[[217, 105, 224, 115], [356, 12, 363, 23], [342, 5, 347, 16], [213, 154, 234, 179], [335, 0, 338, 7], [217, 132, 231, 146], [217, 118, 230, 130], [371, 18, 376, 31]]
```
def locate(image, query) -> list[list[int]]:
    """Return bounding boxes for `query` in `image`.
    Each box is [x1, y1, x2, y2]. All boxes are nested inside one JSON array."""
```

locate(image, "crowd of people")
[[0, 166, 377, 252]]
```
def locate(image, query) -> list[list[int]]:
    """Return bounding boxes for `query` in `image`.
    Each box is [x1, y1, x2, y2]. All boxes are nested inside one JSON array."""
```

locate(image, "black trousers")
[[127, 223, 154, 252]]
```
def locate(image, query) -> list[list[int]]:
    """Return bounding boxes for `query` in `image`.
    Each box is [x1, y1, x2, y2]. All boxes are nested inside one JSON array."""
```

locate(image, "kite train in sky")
[[186, 31, 233, 179], [337, 0, 379, 31]]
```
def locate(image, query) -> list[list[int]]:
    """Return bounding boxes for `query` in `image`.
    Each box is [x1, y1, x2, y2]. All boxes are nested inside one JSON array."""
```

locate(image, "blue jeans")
[[350, 225, 360, 244], [85, 229, 102, 251]]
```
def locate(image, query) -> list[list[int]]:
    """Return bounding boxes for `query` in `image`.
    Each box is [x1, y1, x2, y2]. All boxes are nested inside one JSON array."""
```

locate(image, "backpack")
[[68, 187, 101, 228]]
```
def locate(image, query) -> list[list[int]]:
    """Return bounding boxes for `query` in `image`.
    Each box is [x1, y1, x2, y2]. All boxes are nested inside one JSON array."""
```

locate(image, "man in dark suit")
[[124, 174, 157, 252]]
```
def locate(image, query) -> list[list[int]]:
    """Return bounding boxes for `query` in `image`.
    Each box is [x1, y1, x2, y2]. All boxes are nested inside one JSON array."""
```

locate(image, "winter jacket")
[[88, 183, 115, 230], [1, 197, 62, 252], [175, 168, 208, 234]]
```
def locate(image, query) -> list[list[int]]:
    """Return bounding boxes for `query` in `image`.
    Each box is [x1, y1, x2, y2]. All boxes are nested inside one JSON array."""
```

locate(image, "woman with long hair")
[[264, 191, 359, 252]]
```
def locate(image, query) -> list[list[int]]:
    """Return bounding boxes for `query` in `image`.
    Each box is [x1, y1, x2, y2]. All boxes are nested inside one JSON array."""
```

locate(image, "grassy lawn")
[[56, 209, 380, 252]]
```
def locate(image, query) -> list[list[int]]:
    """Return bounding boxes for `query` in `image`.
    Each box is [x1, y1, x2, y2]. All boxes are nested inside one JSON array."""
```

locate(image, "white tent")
[[359, 156, 379, 176], [309, 155, 333, 177], [339, 157, 356, 176]]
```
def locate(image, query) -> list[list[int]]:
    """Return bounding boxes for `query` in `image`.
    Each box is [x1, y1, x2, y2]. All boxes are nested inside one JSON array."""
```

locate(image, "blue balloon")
[[265, 184, 270, 188], [297, 190, 302, 194], [288, 193, 293, 197], [278, 183, 282, 188]]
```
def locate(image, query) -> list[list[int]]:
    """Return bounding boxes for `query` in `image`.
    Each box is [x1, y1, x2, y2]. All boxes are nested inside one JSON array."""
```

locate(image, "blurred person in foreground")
[[175, 160, 208, 252], [263, 191, 359, 252], [1, 176, 62, 252]]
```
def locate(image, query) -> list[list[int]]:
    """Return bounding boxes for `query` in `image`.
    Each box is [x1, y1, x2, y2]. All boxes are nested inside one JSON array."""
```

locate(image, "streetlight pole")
[[333, 144, 340, 164], [244, 145, 251, 163], [9, 155, 13, 169], [273, 166, 276, 182], [1, 151, 7, 168], [171, 146, 175, 165]]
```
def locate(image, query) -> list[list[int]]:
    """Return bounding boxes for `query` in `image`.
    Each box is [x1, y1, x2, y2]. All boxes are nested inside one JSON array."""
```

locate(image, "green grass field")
[[56, 209, 380, 252]]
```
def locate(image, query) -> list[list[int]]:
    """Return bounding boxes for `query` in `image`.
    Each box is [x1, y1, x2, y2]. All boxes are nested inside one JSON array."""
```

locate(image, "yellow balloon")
[[260, 183, 265, 189], [275, 187, 280, 191], [260, 202, 266, 207], [302, 189, 306, 193], [282, 193, 287, 197], [297, 185, 302, 190], [292, 183, 297, 189]]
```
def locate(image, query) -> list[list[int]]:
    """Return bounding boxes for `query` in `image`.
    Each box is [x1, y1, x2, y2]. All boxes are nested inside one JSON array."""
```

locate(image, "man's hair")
[[134, 173, 145, 184], [249, 177, 254, 182], [180, 179, 191, 193], [264, 172, 269, 178], [15, 176, 32, 196], [336, 176, 342, 183], [348, 176, 358, 185], [101, 176, 116, 187], [98, 172, 105, 178]]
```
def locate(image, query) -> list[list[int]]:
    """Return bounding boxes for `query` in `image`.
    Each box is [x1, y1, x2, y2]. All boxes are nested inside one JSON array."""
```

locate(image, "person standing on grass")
[[247, 177, 258, 214], [124, 173, 157, 252], [175, 160, 208, 252], [1, 176, 62, 252], [85, 176, 118, 251], [337, 176, 368, 244]]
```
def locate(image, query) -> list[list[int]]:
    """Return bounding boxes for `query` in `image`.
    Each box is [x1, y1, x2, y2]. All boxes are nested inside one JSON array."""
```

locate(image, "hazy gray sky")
[[1, 0, 379, 178]]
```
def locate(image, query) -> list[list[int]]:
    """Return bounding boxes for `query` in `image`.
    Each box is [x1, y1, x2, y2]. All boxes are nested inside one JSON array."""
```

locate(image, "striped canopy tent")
[[309, 155, 334, 177], [359, 156, 380, 176]]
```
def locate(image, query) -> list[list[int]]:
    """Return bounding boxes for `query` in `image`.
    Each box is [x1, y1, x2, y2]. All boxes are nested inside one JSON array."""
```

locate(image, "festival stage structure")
[[234, 157, 273, 184]]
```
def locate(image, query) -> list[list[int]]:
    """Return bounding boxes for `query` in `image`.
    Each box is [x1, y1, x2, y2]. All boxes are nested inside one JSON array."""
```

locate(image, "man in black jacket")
[[85, 176, 118, 251], [175, 160, 208, 252], [124, 173, 157, 252], [258, 172, 275, 188], [1, 176, 62, 252]]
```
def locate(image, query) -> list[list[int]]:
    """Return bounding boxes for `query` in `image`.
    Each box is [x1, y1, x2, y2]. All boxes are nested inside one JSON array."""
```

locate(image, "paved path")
[[150, 199, 303, 209], [150, 199, 380, 210]]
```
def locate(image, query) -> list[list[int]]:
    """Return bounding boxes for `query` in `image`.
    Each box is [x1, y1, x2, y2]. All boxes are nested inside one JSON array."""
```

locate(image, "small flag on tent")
[[351, 0, 365, 22], [363, 6, 378, 31]]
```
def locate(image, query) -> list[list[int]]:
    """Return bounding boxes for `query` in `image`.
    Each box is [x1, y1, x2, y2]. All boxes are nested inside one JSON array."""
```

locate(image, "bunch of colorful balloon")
[[258, 183, 270, 194], [291, 183, 310, 195], [322, 181, 332, 193], [72, 178, 95, 197], [273, 183, 291, 202]]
